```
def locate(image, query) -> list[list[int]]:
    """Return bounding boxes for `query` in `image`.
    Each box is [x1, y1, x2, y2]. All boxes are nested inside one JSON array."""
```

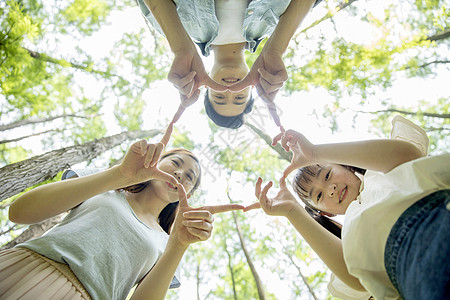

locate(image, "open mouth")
[[166, 182, 177, 190], [222, 77, 240, 84], [339, 187, 347, 203]]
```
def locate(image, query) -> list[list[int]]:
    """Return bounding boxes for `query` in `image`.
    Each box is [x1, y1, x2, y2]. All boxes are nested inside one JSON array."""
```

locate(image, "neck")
[[211, 42, 246, 66], [125, 184, 167, 221]]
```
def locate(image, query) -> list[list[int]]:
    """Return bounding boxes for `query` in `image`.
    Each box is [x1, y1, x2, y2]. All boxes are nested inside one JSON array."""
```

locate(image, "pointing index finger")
[[203, 204, 244, 214], [160, 122, 173, 146]]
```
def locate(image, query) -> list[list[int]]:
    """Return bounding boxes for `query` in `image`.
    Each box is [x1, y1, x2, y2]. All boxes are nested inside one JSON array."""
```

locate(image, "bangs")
[[292, 164, 323, 202]]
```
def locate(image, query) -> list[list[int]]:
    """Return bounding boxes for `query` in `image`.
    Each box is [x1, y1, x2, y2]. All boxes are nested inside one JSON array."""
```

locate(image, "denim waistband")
[[384, 189, 450, 291]]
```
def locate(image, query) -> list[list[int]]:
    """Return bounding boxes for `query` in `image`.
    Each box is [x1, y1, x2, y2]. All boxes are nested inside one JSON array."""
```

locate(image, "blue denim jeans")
[[385, 190, 450, 300]]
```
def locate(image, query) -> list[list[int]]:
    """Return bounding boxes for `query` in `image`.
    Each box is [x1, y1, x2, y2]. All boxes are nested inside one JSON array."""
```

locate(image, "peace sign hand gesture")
[[168, 49, 228, 123], [171, 185, 244, 248], [271, 129, 317, 177], [118, 123, 178, 187]]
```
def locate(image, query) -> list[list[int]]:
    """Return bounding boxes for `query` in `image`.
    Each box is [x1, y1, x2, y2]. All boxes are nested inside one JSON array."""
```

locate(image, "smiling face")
[[294, 164, 362, 215], [152, 152, 201, 203], [208, 65, 251, 116]]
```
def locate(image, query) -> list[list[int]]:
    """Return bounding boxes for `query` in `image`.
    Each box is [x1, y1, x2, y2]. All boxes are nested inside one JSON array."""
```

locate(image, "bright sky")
[[11, 1, 449, 299]]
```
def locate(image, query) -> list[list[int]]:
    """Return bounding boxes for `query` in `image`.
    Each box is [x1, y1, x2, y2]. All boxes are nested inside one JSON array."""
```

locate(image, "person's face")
[[304, 164, 362, 215], [208, 64, 251, 117], [153, 153, 200, 203]]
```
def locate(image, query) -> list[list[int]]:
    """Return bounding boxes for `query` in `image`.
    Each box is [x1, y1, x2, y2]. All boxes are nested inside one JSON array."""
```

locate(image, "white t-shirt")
[[329, 115, 450, 299], [212, 0, 251, 45]]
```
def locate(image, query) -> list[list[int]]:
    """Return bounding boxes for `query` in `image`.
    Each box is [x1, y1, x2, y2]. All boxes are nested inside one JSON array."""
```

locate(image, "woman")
[[138, 0, 321, 128], [1, 123, 244, 300], [246, 115, 450, 299]]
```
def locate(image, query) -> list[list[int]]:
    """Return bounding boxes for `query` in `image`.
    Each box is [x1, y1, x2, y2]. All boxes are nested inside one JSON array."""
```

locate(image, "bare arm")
[[264, 0, 316, 55], [251, 177, 365, 291], [273, 130, 425, 177], [144, 0, 195, 54], [9, 124, 179, 224]]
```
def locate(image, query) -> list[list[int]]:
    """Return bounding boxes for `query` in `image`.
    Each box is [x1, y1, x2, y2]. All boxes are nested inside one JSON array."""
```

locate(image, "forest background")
[[1, 0, 449, 299]]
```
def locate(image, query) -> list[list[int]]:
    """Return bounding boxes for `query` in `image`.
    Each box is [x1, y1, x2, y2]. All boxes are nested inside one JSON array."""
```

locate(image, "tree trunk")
[[1, 214, 64, 250], [223, 240, 238, 300], [0, 112, 97, 132], [0, 129, 61, 145], [283, 247, 319, 300], [245, 122, 292, 162], [0, 129, 160, 201], [231, 210, 267, 300], [427, 28, 450, 42]]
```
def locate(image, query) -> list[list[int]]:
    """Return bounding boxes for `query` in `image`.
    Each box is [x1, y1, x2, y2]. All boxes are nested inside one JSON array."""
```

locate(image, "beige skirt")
[[0, 247, 91, 300]]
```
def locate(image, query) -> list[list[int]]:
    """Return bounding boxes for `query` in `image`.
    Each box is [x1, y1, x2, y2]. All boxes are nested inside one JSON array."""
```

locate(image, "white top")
[[330, 115, 450, 299], [212, 0, 250, 45], [20, 169, 181, 300]]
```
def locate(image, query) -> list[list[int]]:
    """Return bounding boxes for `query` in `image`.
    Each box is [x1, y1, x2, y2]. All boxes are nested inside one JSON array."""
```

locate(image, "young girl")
[[137, 0, 321, 128], [0, 124, 244, 300], [247, 115, 450, 299]]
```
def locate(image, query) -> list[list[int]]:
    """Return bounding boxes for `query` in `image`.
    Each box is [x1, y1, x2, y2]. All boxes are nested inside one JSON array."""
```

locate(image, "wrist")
[[167, 234, 189, 252], [286, 202, 304, 221]]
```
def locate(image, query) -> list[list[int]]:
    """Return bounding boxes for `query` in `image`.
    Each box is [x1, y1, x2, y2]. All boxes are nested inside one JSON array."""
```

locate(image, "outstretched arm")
[[132, 185, 244, 300], [248, 177, 365, 291], [272, 129, 424, 177], [9, 124, 178, 224], [144, 0, 227, 123], [228, 0, 316, 125]]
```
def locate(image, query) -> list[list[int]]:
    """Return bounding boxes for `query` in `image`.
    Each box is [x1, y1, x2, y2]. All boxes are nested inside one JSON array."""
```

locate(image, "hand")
[[118, 123, 178, 186], [228, 50, 287, 126], [244, 177, 298, 217], [271, 129, 316, 177], [168, 49, 227, 122], [171, 185, 244, 248]]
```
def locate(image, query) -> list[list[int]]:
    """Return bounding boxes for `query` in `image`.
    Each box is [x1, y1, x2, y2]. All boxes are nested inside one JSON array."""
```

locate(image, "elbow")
[[384, 142, 424, 173], [8, 201, 36, 225]]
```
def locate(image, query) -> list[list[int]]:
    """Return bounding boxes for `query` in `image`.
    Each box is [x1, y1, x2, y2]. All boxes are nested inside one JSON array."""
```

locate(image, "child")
[[247, 115, 449, 299], [1, 124, 243, 300], [137, 0, 321, 128]]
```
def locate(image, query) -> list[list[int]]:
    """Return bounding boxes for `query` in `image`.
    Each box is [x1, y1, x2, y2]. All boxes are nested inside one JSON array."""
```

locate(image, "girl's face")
[[304, 164, 362, 215], [152, 153, 200, 203], [208, 64, 251, 117]]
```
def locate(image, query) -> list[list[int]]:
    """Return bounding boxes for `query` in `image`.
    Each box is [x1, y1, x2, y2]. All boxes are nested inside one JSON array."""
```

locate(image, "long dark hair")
[[204, 90, 254, 129], [292, 164, 366, 239], [121, 148, 202, 234]]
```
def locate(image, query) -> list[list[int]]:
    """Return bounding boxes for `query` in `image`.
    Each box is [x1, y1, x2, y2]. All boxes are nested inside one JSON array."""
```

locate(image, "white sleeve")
[[62, 168, 106, 180], [328, 273, 371, 300], [390, 115, 429, 156]]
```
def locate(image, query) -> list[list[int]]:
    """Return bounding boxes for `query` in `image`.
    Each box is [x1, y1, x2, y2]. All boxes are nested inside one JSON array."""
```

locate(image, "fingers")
[[243, 202, 261, 212], [272, 132, 284, 147], [168, 71, 196, 96], [203, 204, 244, 214], [177, 183, 190, 208], [201, 76, 228, 92], [144, 142, 162, 168], [261, 181, 273, 198], [160, 122, 173, 147], [153, 170, 179, 187], [171, 105, 185, 124], [258, 68, 288, 87], [266, 103, 281, 127], [279, 176, 287, 189], [183, 210, 213, 223], [283, 163, 297, 178], [280, 133, 291, 152], [185, 226, 211, 241], [227, 75, 254, 92], [182, 219, 212, 232], [255, 177, 263, 198]]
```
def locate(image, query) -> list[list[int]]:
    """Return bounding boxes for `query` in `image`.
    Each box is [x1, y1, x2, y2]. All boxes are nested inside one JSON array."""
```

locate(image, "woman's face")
[[208, 64, 251, 117], [304, 164, 362, 215], [153, 153, 201, 203]]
